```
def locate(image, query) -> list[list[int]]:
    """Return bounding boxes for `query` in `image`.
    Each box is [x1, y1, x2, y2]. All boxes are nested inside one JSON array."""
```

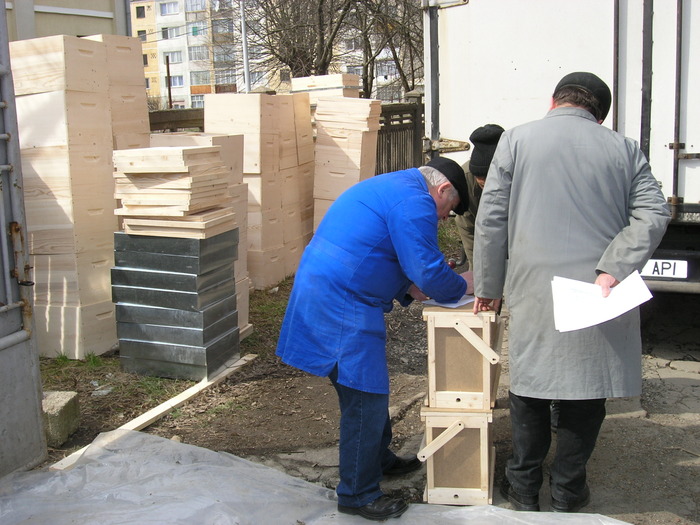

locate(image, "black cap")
[[469, 124, 505, 177], [554, 72, 612, 121], [426, 156, 469, 215]]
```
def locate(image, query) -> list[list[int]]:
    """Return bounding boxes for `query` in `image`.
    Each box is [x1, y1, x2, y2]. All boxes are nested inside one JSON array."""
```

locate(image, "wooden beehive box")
[[423, 305, 503, 411], [419, 409, 495, 506]]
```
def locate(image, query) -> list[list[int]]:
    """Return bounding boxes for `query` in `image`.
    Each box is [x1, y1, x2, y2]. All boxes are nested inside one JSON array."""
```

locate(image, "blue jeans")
[[507, 391, 606, 503], [329, 367, 398, 507]]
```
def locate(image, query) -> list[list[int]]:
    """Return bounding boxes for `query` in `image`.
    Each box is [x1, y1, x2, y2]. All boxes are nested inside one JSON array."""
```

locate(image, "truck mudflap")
[[642, 222, 700, 294]]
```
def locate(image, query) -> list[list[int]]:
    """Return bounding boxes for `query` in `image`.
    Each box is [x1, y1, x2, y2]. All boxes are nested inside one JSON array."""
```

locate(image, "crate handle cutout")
[[453, 320, 500, 364], [417, 420, 464, 462]]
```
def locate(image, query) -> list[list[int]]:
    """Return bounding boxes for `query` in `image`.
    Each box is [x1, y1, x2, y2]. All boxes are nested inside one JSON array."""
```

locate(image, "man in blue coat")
[[276, 157, 472, 521]]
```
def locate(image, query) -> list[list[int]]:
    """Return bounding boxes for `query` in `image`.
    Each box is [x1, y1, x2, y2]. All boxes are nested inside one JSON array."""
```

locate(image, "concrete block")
[[42, 391, 80, 447]]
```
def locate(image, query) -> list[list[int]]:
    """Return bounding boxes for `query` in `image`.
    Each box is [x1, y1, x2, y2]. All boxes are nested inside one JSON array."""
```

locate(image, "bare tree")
[[246, 0, 356, 77]]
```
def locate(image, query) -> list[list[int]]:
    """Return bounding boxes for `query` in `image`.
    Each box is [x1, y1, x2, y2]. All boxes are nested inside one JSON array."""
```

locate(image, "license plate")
[[641, 259, 688, 279]]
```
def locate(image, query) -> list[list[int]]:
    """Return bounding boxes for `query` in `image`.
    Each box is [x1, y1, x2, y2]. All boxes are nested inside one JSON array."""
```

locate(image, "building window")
[[189, 21, 208, 37], [136, 5, 146, 18], [213, 18, 234, 34], [213, 46, 234, 63], [142, 54, 148, 66], [167, 75, 184, 87], [160, 2, 179, 15], [190, 71, 211, 85], [185, 0, 206, 11], [376, 60, 398, 78], [280, 69, 291, 83], [163, 51, 183, 64], [376, 84, 402, 102], [137, 30, 147, 42], [250, 71, 264, 86], [145, 78, 150, 89], [172, 101, 185, 109], [191, 95, 205, 108], [189, 45, 209, 61], [162, 27, 180, 39], [345, 37, 362, 51], [347, 65, 362, 76], [215, 70, 235, 85]]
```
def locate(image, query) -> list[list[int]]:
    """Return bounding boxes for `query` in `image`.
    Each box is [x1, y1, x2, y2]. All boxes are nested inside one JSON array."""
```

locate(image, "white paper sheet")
[[422, 294, 475, 308], [552, 271, 652, 332]]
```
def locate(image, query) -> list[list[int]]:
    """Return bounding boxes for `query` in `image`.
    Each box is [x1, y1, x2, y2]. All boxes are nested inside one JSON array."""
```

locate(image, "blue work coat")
[[276, 168, 467, 394]]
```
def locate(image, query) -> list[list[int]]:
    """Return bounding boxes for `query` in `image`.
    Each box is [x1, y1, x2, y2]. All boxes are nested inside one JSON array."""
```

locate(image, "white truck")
[[422, 0, 699, 293]]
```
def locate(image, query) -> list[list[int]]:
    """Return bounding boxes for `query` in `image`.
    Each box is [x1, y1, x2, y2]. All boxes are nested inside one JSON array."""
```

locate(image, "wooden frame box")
[[10, 35, 107, 95], [248, 245, 286, 290], [83, 34, 145, 87], [204, 93, 279, 135], [33, 300, 117, 359], [423, 306, 503, 411], [419, 410, 494, 506]]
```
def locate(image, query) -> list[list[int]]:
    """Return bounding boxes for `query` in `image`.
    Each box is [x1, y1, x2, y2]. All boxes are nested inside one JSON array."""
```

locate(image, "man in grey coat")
[[472, 72, 670, 513]]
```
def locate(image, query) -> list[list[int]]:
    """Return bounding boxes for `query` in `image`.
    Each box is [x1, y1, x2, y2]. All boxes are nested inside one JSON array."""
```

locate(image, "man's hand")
[[473, 297, 502, 314], [408, 284, 429, 302], [460, 271, 474, 295], [595, 272, 620, 298]]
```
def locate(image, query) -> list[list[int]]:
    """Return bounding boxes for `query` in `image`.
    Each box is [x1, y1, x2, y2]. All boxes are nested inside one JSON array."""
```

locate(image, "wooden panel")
[[247, 246, 286, 290], [33, 301, 117, 359], [113, 146, 223, 173], [313, 198, 335, 231], [247, 208, 283, 251], [82, 34, 145, 87], [16, 90, 112, 149], [31, 248, 114, 307], [277, 94, 298, 169], [149, 133, 244, 185], [204, 93, 279, 135], [424, 307, 501, 411], [243, 174, 282, 211], [10, 35, 107, 95], [293, 92, 315, 164], [109, 85, 150, 136], [421, 411, 493, 506]]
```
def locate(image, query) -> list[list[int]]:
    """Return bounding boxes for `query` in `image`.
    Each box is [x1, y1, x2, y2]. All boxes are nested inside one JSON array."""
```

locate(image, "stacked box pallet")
[[313, 97, 381, 229], [111, 146, 240, 380], [291, 74, 361, 105], [148, 132, 251, 338], [418, 305, 504, 506], [204, 92, 315, 290], [83, 34, 150, 150], [11, 35, 118, 359], [112, 232, 239, 381]]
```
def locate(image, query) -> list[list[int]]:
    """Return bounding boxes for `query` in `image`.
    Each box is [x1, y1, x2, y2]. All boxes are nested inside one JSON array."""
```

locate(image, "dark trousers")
[[507, 391, 606, 503], [329, 367, 398, 507]]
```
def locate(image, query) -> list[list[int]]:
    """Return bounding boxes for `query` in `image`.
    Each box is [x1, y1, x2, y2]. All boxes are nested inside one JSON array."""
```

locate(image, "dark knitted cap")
[[469, 124, 505, 177], [426, 156, 469, 215], [554, 72, 612, 121]]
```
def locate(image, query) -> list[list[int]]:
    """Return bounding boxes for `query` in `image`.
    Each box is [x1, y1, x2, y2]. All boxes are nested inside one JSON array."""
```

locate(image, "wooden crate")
[[419, 410, 495, 506], [82, 34, 145, 87], [423, 306, 503, 411], [149, 133, 244, 185], [247, 208, 283, 251], [30, 248, 114, 307], [293, 93, 315, 164], [10, 35, 107, 96], [16, 90, 112, 149], [243, 174, 282, 212], [277, 95, 298, 170], [109, 85, 150, 136], [33, 300, 117, 359], [248, 245, 286, 290], [313, 198, 334, 231], [204, 93, 279, 135]]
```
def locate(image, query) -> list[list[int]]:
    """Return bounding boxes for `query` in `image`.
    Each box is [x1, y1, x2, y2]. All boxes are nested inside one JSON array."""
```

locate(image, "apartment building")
[[131, 0, 252, 109], [5, 0, 129, 41]]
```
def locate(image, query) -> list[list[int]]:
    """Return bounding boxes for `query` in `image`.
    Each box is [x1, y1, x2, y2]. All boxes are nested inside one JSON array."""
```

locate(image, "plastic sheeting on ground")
[[0, 430, 629, 525]]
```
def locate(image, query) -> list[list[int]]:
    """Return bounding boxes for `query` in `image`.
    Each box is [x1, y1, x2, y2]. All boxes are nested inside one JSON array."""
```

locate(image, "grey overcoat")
[[474, 107, 670, 399]]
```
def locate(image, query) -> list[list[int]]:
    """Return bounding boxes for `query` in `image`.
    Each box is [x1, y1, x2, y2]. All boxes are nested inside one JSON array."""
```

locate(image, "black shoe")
[[500, 479, 540, 511], [551, 485, 591, 512], [382, 455, 422, 476], [338, 495, 408, 521]]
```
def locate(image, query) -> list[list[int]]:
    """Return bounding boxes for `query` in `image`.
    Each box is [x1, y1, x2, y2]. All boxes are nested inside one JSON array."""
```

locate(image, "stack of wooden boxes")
[[418, 304, 504, 505], [291, 74, 361, 105], [83, 34, 150, 150], [203, 92, 315, 290], [148, 132, 250, 335], [11, 35, 123, 359], [111, 146, 240, 380], [313, 97, 381, 229]]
